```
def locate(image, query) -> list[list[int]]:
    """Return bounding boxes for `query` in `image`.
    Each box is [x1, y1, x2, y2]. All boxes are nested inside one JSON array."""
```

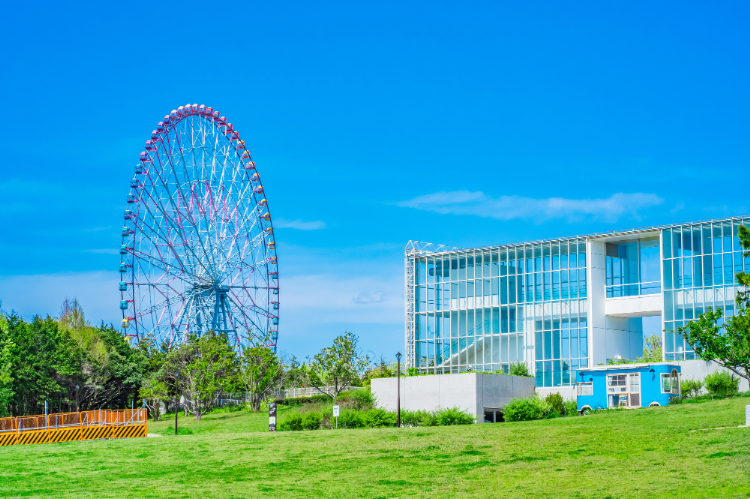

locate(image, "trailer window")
[[661, 369, 680, 394], [577, 382, 593, 396]]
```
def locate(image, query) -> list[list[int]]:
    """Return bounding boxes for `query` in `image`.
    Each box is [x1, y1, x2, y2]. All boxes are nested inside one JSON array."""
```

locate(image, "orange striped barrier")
[[0, 409, 147, 447]]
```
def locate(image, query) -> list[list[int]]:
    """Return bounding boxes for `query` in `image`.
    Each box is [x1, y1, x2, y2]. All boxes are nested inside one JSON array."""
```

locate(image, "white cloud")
[[396, 191, 664, 223], [352, 290, 387, 304], [274, 218, 326, 230]]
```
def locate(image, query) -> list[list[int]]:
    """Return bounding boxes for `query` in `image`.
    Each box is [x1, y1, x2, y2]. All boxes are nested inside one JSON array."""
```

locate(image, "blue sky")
[[0, 1, 748, 360]]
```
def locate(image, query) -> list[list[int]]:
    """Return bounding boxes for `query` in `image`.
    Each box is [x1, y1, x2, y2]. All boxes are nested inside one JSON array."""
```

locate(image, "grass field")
[[1, 398, 749, 498]]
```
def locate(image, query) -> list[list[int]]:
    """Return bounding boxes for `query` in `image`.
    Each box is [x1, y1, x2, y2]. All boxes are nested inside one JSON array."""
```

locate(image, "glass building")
[[404, 216, 748, 388]]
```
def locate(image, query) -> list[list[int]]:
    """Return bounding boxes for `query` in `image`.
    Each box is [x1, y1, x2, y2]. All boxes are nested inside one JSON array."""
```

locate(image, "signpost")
[[269, 402, 277, 432], [333, 405, 339, 429]]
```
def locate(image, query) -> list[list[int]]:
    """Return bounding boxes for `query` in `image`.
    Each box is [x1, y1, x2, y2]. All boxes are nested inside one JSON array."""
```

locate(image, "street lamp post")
[[174, 372, 179, 436], [75, 384, 80, 413], [396, 352, 402, 428]]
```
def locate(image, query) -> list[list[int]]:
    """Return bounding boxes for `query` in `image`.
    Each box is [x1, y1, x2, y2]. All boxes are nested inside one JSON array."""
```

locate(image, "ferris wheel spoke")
[[143, 153, 209, 276]]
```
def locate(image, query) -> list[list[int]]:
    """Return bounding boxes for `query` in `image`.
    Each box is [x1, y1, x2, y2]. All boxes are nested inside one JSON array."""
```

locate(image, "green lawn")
[[1, 398, 749, 498]]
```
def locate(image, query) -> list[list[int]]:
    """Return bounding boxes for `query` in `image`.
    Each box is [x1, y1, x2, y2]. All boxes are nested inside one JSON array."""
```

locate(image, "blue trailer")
[[575, 364, 681, 413]]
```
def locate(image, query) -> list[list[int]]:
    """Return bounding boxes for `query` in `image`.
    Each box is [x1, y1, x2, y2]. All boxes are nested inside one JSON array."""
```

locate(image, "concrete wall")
[[605, 294, 662, 317], [670, 359, 749, 393], [536, 385, 577, 401], [372, 373, 535, 422]]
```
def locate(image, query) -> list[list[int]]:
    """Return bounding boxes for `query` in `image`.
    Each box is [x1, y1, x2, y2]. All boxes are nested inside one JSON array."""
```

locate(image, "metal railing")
[[275, 386, 362, 399], [0, 409, 147, 447]]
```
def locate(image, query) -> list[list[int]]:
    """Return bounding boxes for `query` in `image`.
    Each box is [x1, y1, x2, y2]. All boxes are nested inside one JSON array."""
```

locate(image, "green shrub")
[[681, 378, 704, 398], [274, 394, 331, 406], [544, 392, 565, 415], [407, 367, 419, 376], [301, 411, 323, 430], [401, 409, 436, 427], [337, 389, 375, 411], [669, 396, 684, 405], [504, 395, 551, 422], [336, 408, 366, 428], [279, 412, 304, 431], [705, 371, 740, 397], [509, 361, 531, 377], [434, 407, 475, 425], [563, 399, 578, 416], [363, 408, 398, 428]]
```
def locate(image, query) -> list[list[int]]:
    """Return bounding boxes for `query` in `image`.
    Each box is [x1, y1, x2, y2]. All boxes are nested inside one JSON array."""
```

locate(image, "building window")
[[605, 237, 660, 298]]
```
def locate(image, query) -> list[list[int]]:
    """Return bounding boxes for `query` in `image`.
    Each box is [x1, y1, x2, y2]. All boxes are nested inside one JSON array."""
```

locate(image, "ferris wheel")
[[118, 104, 279, 352]]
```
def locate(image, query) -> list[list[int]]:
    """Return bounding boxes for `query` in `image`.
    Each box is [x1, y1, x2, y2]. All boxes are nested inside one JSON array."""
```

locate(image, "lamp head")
[[396, 352, 402, 360]]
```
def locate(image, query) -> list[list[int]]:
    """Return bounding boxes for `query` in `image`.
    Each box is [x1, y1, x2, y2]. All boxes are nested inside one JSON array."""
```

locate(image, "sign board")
[[269, 402, 277, 432], [332, 405, 340, 417]]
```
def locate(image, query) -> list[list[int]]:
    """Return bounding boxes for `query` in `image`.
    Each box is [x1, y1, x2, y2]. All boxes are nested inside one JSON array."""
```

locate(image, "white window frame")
[[660, 369, 680, 395], [607, 373, 641, 408], [577, 382, 593, 396]]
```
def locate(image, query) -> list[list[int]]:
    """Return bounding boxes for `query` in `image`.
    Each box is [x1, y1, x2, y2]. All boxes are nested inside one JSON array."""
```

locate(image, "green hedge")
[[278, 406, 475, 431], [273, 394, 331, 406]]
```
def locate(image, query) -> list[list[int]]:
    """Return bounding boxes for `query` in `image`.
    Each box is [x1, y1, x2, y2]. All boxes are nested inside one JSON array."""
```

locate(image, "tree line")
[[0, 299, 386, 419]]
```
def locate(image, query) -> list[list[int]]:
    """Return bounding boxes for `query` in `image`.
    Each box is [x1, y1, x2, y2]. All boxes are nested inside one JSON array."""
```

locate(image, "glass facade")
[[407, 216, 749, 386], [661, 218, 750, 360], [606, 237, 661, 297], [412, 239, 588, 387]]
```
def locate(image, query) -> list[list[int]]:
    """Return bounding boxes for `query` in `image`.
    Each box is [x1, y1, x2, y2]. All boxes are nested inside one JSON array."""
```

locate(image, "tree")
[[282, 355, 309, 389], [159, 331, 238, 421], [139, 377, 170, 421], [0, 320, 14, 417], [307, 333, 369, 399], [363, 355, 395, 388], [239, 346, 283, 412], [640, 334, 663, 362], [679, 224, 750, 384]]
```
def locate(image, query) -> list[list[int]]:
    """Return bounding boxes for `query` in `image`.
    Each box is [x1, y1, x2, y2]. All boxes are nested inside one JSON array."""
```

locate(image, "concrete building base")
[[372, 373, 535, 423]]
